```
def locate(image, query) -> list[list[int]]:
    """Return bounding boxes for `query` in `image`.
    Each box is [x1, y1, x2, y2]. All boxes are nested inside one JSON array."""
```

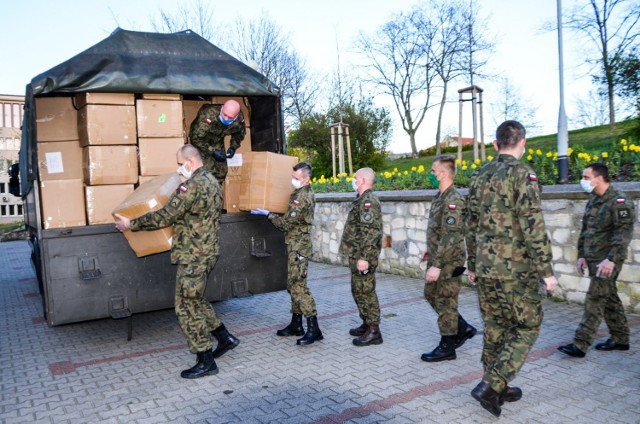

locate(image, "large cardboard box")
[[224, 175, 242, 213], [78, 105, 137, 146], [142, 93, 182, 101], [35, 97, 78, 142], [37, 141, 83, 180], [112, 173, 182, 257], [85, 184, 135, 225], [225, 128, 252, 177], [136, 99, 184, 138], [83, 145, 138, 185], [138, 137, 185, 176], [239, 152, 298, 214], [40, 179, 86, 229], [74, 93, 135, 107]]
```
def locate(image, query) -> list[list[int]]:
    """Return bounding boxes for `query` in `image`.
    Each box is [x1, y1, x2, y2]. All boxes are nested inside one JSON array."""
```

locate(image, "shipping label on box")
[[112, 173, 182, 257], [37, 141, 83, 180], [40, 179, 86, 229], [74, 92, 135, 107], [35, 97, 79, 142], [138, 137, 185, 176], [85, 184, 135, 225], [225, 128, 252, 177], [136, 100, 184, 138], [83, 145, 139, 185], [239, 152, 298, 214], [78, 105, 137, 146]]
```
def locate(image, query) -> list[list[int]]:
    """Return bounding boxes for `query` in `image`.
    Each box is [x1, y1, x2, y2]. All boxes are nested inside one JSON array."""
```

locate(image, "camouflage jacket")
[[578, 185, 635, 264], [188, 104, 246, 178], [466, 154, 553, 280], [268, 184, 315, 256], [131, 167, 222, 266], [340, 189, 383, 266], [427, 185, 466, 277]]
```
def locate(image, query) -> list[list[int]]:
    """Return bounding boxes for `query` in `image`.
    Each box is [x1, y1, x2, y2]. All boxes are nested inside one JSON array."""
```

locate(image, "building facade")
[[0, 95, 24, 224]]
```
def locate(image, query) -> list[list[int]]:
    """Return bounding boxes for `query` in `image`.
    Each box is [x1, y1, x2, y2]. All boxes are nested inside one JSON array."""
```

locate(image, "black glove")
[[213, 149, 226, 162], [226, 147, 236, 158]]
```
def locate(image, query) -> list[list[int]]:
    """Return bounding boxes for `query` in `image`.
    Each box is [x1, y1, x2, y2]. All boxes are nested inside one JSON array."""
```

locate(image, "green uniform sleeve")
[[465, 173, 480, 273], [432, 194, 465, 270], [607, 196, 635, 263], [130, 182, 195, 231]]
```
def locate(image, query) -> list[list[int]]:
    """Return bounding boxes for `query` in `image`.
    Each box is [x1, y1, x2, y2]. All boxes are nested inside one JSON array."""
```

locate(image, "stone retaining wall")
[[311, 182, 640, 313]]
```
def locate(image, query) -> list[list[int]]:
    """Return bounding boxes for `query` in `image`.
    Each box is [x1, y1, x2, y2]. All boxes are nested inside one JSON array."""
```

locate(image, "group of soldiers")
[[115, 110, 636, 419]]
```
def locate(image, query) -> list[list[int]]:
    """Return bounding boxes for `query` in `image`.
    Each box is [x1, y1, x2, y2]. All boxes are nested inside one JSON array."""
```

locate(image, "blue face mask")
[[219, 114, 236, 126]]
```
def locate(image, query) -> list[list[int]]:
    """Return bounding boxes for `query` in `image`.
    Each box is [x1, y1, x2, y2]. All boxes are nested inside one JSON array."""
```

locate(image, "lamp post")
[[557, 0, 569, 183]]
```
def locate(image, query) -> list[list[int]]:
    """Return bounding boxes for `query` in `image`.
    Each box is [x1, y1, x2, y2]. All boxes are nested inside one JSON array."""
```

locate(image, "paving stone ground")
[[1, 240, 638, 423]]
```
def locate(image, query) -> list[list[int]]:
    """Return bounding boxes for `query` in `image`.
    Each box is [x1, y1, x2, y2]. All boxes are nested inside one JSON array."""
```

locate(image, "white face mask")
[[580, 178, 594, 193], [291, 178, 303, 189], [177, 163, 192, 179], [351, 178, 359, 192]]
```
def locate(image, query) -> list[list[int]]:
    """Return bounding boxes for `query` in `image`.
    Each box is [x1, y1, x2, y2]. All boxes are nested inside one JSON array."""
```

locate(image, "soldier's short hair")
[[357, 168, 376, 185], [434, 155, 456, 176], [586, 162, 610, 183], [293, 162, 313, 178], [496, 120, 526, 150], [179, 144, 203, 161]]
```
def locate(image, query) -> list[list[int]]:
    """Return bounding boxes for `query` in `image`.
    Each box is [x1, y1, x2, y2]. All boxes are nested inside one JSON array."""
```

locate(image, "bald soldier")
[[115, 145, 240, 379], [340, 168, 384, 347], [189, 99, 246, 187]]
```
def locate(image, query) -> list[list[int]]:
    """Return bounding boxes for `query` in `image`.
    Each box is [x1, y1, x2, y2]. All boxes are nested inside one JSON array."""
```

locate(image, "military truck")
[[13, 29, 288, 328]]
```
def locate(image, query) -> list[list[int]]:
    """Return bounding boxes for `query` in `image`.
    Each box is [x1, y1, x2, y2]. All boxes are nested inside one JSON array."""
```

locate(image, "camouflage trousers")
[[477, 277, 543, 393], [424, 275, 461, 336], [286, 250, 317, 317], [573, 264, 629, 351], [175, 260, 221, 354], [349, 258, 381, 326]]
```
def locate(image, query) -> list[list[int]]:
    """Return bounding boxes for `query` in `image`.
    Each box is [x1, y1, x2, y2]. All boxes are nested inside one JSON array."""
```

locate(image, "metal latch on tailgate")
[[250, 236, 271, 258], [78, 255, 102, 280]]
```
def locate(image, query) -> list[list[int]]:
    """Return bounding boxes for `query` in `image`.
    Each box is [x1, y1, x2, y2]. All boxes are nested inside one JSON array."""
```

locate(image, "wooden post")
[[458, 91, 464, 162], [478, 90, 486, 161], [338, 123, 345, 175], [331, 126, 336, 178], [345, 125, 353, 175]]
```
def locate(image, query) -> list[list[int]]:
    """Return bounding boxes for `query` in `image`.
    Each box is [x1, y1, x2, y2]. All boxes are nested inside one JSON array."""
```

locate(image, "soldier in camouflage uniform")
[[114, 145, 239, 379], [559, 163, 635, 358], [255, 162, 323, 346], [340, 168, 384, 347], [189, 99, 246, 186], [421, 155, 477, 363], [466, 121, 558, 417]]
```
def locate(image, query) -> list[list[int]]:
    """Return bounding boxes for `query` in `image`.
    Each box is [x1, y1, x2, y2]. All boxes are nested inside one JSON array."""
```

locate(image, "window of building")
[[18, 205, 23, 215], [8, 205, 14, 215], [0, 183, 5, 194], [1, 205, 5, 216]]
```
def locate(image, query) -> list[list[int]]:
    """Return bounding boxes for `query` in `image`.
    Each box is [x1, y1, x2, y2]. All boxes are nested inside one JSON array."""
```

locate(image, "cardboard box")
[[40, 179, 86, 229], [138, 137, 185, 176], [85, 184, 135, 225], [37, 141, 83, 180], [137, 175, 158, 186], [83, 145, 139, 185], [78, 105, 137, 146], [74, 93, 135, 107], [142, 93, 182, 101], [112, 173, 182, 257], [225, 128, 252, 177], [35, 97, 78, 142], [136, 100, 184, 138], [224, 175, 242, 213], [212, 96, 251, 126], [239, 152, 298, 214], [183, 99, 212, 134]]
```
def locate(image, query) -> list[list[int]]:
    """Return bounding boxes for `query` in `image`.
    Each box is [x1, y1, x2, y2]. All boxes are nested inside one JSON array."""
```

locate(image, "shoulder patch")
[[179, 184, 188, 193], [446, 216, 456, 225], [293, 200, 300, 206], [529, 174, 537, 181], [448, 204, 457, 210], [617, 209, 631, 219], [364, 202, 372, 209], [616, 198, 625, 204], [204, 118, 212, 125]]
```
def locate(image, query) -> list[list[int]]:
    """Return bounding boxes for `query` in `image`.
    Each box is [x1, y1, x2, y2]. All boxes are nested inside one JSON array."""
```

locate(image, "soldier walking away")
[[421, 155, 477, 363], [558, 163, 635, 358], [115, 145, 239, 379], [252, 162, 323, 346], [188, 99, 246, 187], [466, 121, 558, 417], [340, 168, 384, 347]]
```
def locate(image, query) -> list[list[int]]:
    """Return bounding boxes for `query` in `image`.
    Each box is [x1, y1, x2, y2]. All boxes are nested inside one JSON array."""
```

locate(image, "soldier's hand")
[[356, 259, 369, 273], [543, 276, 559, 292], [467, 271, 477, 285], [213, 149, 226, 162], [250, 208, 270, 216], [113, 213, 131, 232], [425, 266, 441, 283], [226, 147, 236, 158], [576, 258, 588, 276], [596, 259, 614, 278]]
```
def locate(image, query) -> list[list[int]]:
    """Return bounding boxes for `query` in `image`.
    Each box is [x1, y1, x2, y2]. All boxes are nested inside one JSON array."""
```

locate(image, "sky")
[[2, 0, 600, 153]]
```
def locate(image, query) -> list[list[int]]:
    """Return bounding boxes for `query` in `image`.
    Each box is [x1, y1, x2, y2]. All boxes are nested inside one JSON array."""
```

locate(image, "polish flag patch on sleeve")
[[529, 174, 537, 181], [364, 202, 372, 209], [179, 185, 188, 193], [293, 200, 300, 206], [448, 204, 457, 210], [616, 198, 625, 203], [204, 118, 212, 125]]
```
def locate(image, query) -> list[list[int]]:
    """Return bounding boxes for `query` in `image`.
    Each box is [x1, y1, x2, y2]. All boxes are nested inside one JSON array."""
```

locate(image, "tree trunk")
[[409, 131, 418, 158], [435, 83, 448, 157]]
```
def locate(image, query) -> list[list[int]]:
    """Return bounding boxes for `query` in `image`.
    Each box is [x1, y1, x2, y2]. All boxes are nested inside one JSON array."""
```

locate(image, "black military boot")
[[297, 316, 324, 346], [499, 386, 523, 405], [353, 324, 383, 346], [349, 322, 368, 337], [455, 315, 477, 349], [276, 313, 305, 337], [471, 381, 501, 417], [180, 349, 218, 379], [421, 335, 457, 362], [211, 323, 240, 358]]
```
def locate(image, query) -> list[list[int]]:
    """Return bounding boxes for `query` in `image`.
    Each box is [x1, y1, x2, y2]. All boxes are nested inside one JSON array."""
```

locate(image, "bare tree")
[[573, 89, 614, 127], [356, 10, 438, 158], [150, 0, 221, 43], [490, 77, 541, 133], [459, 0, 493, 87], [565, 0, 640, 131]]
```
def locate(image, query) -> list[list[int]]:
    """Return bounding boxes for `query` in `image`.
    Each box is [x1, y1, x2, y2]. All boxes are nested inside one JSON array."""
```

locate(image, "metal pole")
[[557, 0, 569, 183]]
